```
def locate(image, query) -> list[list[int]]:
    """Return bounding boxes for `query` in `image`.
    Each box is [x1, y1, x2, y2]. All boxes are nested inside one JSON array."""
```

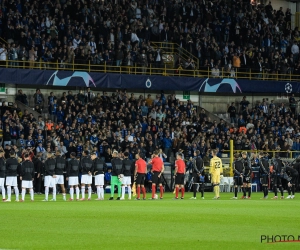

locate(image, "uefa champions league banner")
[[0, 68, 299, 93]]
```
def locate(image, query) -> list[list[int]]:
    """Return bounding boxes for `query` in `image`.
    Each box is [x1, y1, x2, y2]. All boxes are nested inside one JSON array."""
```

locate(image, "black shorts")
[[243, 176, 252, 184], [290, 174, 299, 185], [234, 176, 243, 186], [260, 175, 269, 185], [193, 173, 199, 183], [152, 171, 162, 185], [272, 175, 282, 186], [175, 173, 185, 185], [136, 173, 145, 185]]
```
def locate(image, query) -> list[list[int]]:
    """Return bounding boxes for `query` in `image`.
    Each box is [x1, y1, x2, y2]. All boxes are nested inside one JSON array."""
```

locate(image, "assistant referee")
[[174, 153, 186, 199]]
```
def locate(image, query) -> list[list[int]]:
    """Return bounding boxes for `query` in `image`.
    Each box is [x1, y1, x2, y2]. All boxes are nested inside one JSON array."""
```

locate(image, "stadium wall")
[[0, 68, 293, 113]]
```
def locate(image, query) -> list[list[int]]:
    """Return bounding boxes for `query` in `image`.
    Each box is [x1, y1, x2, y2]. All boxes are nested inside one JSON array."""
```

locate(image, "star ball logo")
[[285, 83, 292, 93], [261, 235, 300, 244]]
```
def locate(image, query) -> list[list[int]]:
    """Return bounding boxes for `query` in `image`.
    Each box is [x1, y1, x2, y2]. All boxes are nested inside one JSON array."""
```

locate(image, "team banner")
[[0, 68, 299, 93]]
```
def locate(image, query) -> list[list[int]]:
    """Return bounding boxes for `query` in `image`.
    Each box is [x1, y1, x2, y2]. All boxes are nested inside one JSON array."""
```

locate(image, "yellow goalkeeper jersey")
[[209, 156, 223, 175]]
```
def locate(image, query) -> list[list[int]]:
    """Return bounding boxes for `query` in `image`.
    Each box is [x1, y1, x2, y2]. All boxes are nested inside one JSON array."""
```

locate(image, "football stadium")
[[1, 0, 300, 249]]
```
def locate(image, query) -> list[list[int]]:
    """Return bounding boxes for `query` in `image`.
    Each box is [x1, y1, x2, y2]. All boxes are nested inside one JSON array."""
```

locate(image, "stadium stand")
[[0, 0, 297, 79]]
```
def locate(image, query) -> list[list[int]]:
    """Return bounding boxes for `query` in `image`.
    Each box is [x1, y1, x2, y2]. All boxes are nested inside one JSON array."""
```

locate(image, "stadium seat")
[[227, 177, 234, 192], [220, 177, 227, 192], [251, 183, 258, 192]]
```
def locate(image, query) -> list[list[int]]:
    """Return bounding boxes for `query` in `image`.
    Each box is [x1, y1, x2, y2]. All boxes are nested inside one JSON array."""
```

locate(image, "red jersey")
[[175, 159, 186, 174], [135, 158, 147, 174], [151, 157, 163, 172]]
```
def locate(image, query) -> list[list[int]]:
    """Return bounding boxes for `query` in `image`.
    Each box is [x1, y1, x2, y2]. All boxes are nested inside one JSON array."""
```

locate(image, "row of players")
[[232, 151, 299, 199], [0, 149, 171, 202], [2, 148, 296, 202], [0, 148, 224, 201]]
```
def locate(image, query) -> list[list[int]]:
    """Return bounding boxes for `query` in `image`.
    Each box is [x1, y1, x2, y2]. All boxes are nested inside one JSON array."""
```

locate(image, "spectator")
[[33, 89, 45, 110], [15, 89, 28, 105], [0, 43, 7, 65], [211, 65, 220, 78]]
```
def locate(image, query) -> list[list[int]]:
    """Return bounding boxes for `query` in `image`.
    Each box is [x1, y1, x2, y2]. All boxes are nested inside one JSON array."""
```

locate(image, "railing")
[[1, 58, 300, 81], [224, 149, 300, 159], [199, 106, 231, 126], [15, 100, 46, 121], [0, 36, 8, 45], [150, 41, 199, 69]]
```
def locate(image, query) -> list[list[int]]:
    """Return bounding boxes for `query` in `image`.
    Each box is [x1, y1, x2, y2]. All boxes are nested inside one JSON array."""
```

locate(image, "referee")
[[149, 150, 165, 200], [20, 153, 35, 202], [134, 153, 147, 200], [174, 153, 186, 199]]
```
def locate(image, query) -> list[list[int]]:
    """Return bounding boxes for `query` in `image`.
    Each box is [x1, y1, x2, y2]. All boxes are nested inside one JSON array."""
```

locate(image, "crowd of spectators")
[[2, 87, 300, 164], [0, 0, 299, 77]]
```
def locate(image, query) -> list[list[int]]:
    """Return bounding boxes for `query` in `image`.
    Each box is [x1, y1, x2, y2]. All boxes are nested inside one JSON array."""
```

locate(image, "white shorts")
[[95, 174, 104, 186], [0, 178, 5, 187], [81, 174, 92, 184], [44, 176, 55, 187], [122, 176, 132, 185], [6, 176, 18, 187], [55, 175, 64, 185], [22, 180, 33, 189], [68, 176, 79, 186]]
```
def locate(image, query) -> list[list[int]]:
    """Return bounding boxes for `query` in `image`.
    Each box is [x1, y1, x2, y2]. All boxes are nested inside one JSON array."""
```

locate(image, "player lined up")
[[232, 151, 299, 200]]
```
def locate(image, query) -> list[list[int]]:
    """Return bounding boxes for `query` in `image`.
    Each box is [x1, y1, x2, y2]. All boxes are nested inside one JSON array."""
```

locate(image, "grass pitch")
[[0, 192, 300, 250]]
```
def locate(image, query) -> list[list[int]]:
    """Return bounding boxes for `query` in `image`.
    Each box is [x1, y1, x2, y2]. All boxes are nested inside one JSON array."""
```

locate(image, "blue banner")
[[0, 68, 299, 93]]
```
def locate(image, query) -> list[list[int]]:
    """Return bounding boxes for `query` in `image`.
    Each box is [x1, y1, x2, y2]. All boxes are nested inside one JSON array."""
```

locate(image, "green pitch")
[[0, 192, 300, 250]]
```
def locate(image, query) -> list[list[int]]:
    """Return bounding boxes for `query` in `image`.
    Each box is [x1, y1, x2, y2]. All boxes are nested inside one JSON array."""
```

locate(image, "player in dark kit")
[[110, 150, 123, 200], [32, 152, 43, 195], [231, 153, 244, 199], [283, 166, 299, 199], [91, 152, 107, 200], [55, 151, 66, 201], [5, 150, 20, 202], [20, 153, 35, 202], [134, 153, 147, 200], [258, 152, 269, 199], [121, 152, 134, 200], [241, 152, 252, 199], [271, 154, 284, 199], [149, 150, 165, 199], [67, 152, 80, 201], [174, 153, 186, 199], [79, 151, 93, 200], [0, 150, 6, 201], [190, 150, 204, 200], [43, 153, 57, 201]]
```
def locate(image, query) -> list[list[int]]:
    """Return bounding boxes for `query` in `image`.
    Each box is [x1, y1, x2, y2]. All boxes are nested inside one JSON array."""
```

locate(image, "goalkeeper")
[[110, 151, 123, 200], [209, 149, 223, 200]]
